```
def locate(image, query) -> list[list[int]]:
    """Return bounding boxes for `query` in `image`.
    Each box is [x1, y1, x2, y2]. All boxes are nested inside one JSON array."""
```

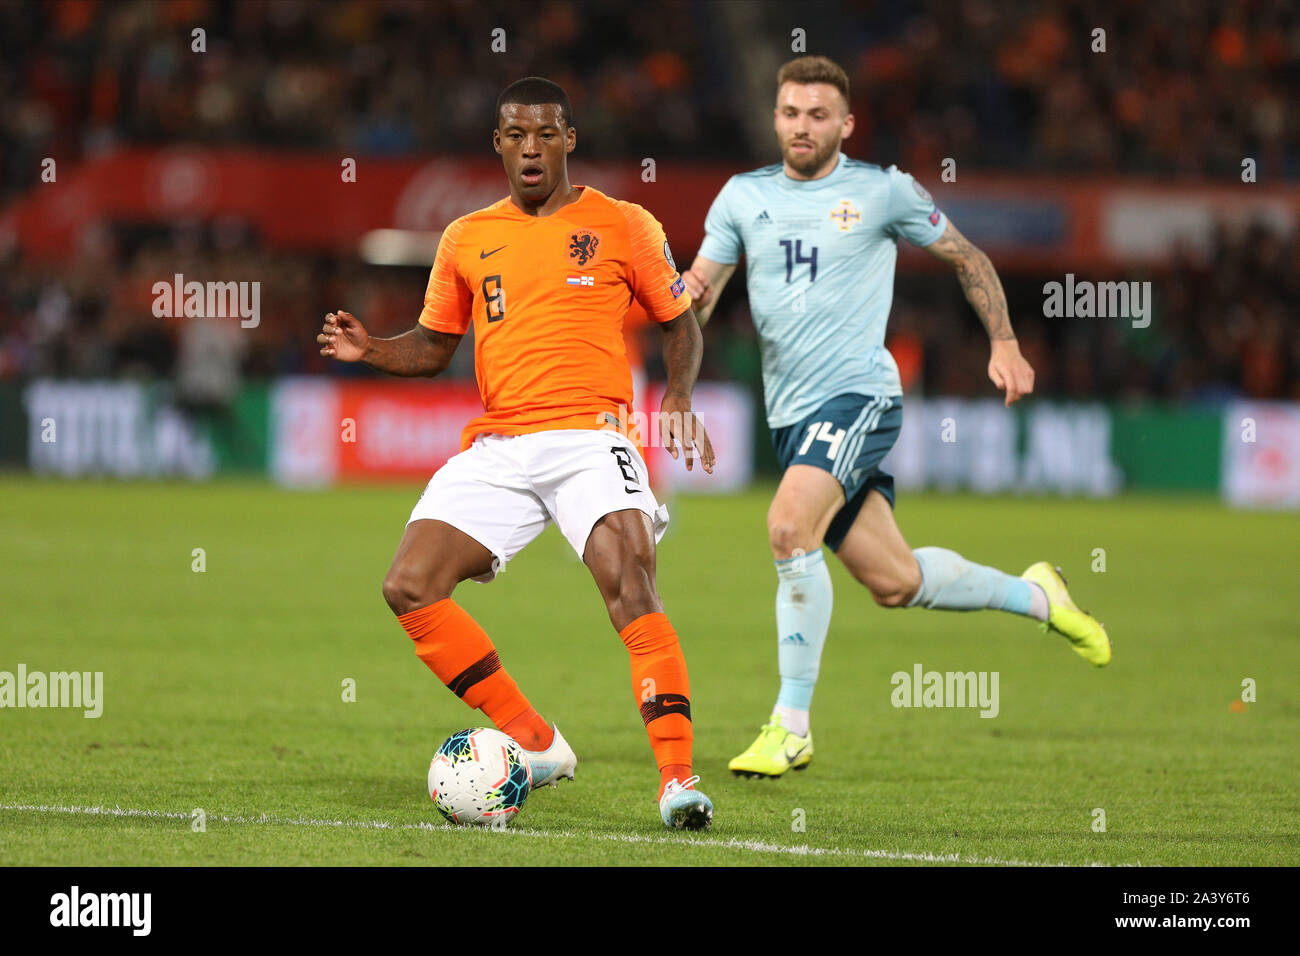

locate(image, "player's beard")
[[783, 136, 839, 177]]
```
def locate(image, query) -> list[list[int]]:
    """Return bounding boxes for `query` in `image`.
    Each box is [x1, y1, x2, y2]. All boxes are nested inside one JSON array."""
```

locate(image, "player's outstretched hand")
[[318, 311, 370, 362], [659, 392, 715, 475], [988, 339, 1035, 406], [681, 267, 714, 311]]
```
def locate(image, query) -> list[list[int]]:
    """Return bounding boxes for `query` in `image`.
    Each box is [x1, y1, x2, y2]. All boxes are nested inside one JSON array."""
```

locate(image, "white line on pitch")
[[0, 803, 1131, 867]]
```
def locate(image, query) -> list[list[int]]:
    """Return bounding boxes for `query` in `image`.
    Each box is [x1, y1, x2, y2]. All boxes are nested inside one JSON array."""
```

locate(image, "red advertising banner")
[[0, 148, 730, 260], [6, 148, 1296, 270]]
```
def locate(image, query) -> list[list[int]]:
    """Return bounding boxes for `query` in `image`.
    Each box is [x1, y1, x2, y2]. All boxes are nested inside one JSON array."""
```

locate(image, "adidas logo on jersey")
[[780, 632, 808, 645], [754, 210, 773, 225], [565, 275, 595, 287]]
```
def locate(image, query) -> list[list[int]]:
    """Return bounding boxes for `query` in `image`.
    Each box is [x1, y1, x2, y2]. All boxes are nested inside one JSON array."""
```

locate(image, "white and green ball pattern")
[[428, 728, 532, 826]]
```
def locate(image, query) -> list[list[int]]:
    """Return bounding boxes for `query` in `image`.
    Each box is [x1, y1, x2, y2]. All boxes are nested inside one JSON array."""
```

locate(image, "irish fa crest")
[[830, 200, 861, 232]]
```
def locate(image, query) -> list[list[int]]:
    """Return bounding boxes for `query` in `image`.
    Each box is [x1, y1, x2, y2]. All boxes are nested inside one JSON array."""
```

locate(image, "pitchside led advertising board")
[[5, 380, 1297, 508], [267, 378, 754, 491]]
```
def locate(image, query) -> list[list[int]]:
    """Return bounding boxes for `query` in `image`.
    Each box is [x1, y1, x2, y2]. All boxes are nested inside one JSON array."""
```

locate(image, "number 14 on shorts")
[[798, 421, 846, 460]]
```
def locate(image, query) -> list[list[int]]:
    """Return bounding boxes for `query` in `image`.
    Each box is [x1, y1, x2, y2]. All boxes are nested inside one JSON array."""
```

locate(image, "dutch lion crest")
[[568, 229, 601, 267]]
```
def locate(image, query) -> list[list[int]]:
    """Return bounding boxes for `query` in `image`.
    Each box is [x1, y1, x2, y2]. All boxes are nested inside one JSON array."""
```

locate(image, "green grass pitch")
[[2, 476, 1297, 866]]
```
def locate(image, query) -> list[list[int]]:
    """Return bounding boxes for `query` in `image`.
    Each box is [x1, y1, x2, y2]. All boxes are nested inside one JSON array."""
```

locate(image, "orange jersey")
[[622, 300, 653, 369], [621, 300, 655, 463], [419, 186, 691, 450]]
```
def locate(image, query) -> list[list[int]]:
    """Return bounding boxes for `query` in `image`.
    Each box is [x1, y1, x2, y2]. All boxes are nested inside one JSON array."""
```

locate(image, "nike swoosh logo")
[[624, 487, 639, 495], [784, 743, 808, 762], [480, 245, 508, 259], [663, 700, 688, 710]]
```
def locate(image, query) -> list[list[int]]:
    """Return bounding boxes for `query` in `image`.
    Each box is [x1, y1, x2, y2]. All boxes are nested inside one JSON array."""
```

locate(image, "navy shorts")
[[771, 393, 903, 552]]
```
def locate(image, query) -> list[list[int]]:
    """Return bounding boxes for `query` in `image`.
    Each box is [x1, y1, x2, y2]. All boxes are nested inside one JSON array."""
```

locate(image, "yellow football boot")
[[728, 713, 813, 778], [1022, 562, 1112, 667]]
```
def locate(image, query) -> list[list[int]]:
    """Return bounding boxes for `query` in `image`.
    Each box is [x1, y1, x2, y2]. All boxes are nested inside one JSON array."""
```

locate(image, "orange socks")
[[397, 601, 691, 788], [500, 710, 554, 752], [619, 611, 693, 795], [396, 599, 553, 751]]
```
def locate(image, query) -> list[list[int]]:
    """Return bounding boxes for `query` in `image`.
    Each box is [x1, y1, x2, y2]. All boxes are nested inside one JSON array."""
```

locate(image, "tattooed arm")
[[657, 308, 715, 473], [924, 221, 1035, 405], [925, 220, 1015, 340], [362, 326, 462, 377], [318, 311, 461, 377]]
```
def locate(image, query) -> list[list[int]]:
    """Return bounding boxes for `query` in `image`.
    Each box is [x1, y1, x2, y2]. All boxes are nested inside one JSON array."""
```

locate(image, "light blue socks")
[[773, 548, 834, 712], [771, 546, 1043, 728], [908, 546, 1045, 618]]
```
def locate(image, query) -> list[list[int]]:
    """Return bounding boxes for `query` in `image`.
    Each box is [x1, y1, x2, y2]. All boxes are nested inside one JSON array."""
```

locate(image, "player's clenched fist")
[[318, 311, 370, 362], [680, 267, 714, 311], [987, 339, 1035, 407]]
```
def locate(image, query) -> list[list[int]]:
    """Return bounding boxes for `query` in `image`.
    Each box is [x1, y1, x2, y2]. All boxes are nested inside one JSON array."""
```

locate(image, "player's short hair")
[[776, 55, 850, 110], [496, 77, 572, 128]]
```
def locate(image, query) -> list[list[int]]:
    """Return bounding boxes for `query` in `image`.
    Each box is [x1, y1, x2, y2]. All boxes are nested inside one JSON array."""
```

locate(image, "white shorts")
[[407, 429, 669, 582]]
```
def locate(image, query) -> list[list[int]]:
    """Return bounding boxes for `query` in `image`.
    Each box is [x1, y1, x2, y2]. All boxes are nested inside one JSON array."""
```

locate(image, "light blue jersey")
[[698, 153, 946, 428]]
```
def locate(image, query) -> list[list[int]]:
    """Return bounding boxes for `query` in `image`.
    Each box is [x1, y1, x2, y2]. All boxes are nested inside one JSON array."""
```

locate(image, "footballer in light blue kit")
[[684, 55, 1112, 777]]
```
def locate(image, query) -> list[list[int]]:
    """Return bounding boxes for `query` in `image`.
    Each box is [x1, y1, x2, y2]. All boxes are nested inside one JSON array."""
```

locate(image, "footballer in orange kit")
[[318, 77, 715, 829]]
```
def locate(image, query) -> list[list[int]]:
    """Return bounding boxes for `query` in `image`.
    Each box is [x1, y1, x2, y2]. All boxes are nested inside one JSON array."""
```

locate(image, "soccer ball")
[[428, 727, 532, 826]]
